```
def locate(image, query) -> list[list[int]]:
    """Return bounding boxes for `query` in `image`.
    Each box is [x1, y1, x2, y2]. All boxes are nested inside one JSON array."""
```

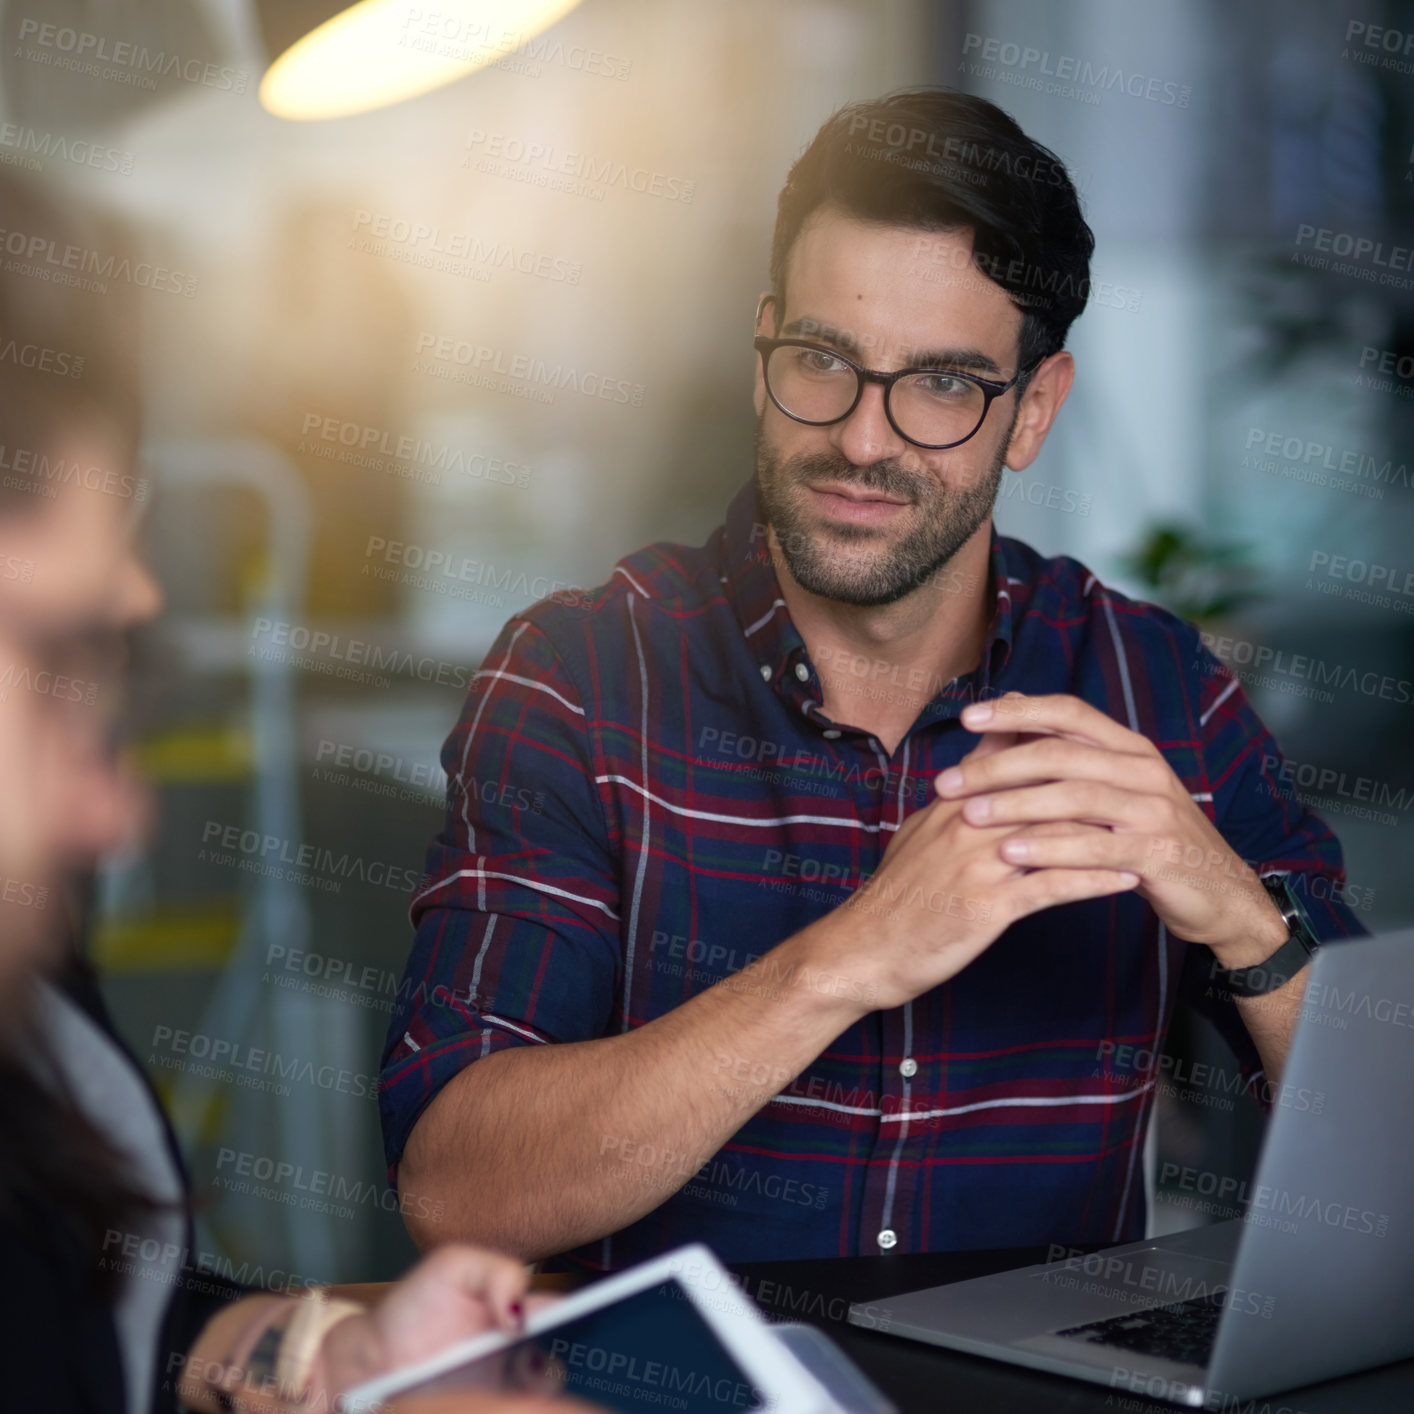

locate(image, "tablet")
[[339, 1244, 832, 1413]]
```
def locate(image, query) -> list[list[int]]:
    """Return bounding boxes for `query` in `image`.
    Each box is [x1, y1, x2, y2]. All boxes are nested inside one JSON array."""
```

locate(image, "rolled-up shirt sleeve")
[[379, 616, 621, 1177], [1176, 641, 1370, 1099]]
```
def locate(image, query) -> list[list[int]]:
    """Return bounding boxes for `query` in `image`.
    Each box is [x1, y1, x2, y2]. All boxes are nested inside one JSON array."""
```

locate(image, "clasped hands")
[[930, 692, 1284, 969]]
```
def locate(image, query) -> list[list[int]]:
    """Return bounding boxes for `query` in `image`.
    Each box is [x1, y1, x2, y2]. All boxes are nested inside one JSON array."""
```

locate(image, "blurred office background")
[[3, 0, 1411, 1280]]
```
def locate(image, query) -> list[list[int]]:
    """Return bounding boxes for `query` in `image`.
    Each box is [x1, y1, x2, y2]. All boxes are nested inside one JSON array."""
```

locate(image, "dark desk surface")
[[727, 1247, 1414, 1414]]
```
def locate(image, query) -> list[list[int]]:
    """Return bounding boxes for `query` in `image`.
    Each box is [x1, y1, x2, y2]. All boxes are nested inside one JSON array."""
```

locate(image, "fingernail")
[[936, 767, 963, 794], [510, 1300, 524, 1323], [1002, 838, 1028, 859], [965, 796, 991, 822], [1119, 871, 1139, 886], [963, 704, 992, 724]]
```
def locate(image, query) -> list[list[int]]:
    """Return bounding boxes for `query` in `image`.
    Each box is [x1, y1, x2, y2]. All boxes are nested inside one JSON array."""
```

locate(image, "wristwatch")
[[1209, 873, 1321, 998]]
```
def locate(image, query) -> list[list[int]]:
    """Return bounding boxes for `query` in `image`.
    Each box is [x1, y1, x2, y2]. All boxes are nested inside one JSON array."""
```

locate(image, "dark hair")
[[769, 88, 1096, 372], [0, 170, 142, 511]]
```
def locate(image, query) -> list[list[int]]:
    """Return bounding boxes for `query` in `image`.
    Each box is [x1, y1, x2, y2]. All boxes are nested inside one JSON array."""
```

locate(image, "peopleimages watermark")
[[1159, 1163, 1390, 1239], [212, 1145, 443, 1225], [1305, 549, 1414, 617], [14, 18, 249, 93], [0, 660, 100, 707], [462, 130, 695, 204], [312, 738, 448, 804], [1343, 19, 1414, 75], [695, 726, 932, 802], [1356, 344, 1414, 401], [648, 928, 879, 1008], [760, 848, 993, 931], [263, 942, 471, 1019], [1263, 752, 1410, 829], [1, 876, 48, 908], [1040, 1247, 1275, 1317], [350, 209, 582, 285], [0, 223, 198, 297], [997, 473, 1094, 515], [906, 233, 1142, 315], [198, 819, 423, 895], [598, 1133, 828, 1211], [398, 10, 632, 81], [675, 937, 880, 1008], [299, 412, 532, 489], [412, 331, 646, 406], [1299, 977, 1414, 1033], [1198, 629, 1414, 712], [0, 120, 135, 176], [705, 1049, 944, 1128], [1242, 426, 1407, 500], [363, 535, 588, 609], [959, 33, 1191, 108], [1108, 1366, 1312, 1413], [1097, 1039, 1324, 1114], [148, 1024, 381, 1101], [102, 1227, 320, 1296], [0, 338, 84, 379], [0, 553, 34, 584], [544, 1333, 755, 1412], [0, 441, 149, 502], [1141, 836, 1375, 915], [1292, 223, 1414, 290], [249, 615, 471, 691], [841, 113, 1071, 186]]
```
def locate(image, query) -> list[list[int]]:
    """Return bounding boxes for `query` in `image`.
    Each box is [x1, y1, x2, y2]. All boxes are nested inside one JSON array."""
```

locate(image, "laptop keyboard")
[[1054, 1290, 1225, 1368]]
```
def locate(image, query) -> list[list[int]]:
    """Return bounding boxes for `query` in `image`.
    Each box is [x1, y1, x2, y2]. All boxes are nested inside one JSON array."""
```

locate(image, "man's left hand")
[[935, 692, 1288, 969]]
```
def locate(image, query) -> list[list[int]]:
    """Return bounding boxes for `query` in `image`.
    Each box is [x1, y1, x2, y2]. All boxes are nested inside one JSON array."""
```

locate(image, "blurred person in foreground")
[[384, 89, 1367, 1271], [0, 171, 569, 1414]]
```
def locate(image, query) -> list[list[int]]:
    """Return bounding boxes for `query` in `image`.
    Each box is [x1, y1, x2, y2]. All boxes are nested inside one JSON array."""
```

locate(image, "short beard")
[[754, 416, 1012, 608]]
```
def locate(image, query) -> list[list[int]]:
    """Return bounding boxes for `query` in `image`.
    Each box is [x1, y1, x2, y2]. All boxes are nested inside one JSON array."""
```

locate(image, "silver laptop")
[[848, 928, 1414, 1407]]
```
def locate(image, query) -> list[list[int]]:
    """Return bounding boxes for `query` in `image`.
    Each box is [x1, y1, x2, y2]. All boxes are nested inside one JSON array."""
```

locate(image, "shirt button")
[[759, 665, 772, 681], [794, 662, 810, 682], [822, 729, 841, 740], [899, 1057, 918, 1079], [877, 1229, 898, 1251]]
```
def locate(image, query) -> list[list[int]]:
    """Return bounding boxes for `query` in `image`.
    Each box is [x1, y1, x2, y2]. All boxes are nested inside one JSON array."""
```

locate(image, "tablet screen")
[[401, 1278, 769, 1412]]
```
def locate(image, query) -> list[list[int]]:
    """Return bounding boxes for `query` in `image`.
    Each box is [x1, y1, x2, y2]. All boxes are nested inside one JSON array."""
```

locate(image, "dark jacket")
[[0, 953, 248, 1414]]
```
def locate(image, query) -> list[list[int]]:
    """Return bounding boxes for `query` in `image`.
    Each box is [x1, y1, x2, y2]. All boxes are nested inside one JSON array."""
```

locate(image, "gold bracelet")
[[275, 1290, 366, 1402]]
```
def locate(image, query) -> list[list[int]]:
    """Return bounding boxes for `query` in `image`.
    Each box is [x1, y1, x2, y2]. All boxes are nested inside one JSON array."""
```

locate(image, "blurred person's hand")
[[185, 1244, 567, 1412], [314, 1244, 561, 1395]]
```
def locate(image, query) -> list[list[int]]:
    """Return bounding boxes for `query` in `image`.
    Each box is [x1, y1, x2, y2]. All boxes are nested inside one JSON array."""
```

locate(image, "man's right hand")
[[808, 726, 1141, 1013]]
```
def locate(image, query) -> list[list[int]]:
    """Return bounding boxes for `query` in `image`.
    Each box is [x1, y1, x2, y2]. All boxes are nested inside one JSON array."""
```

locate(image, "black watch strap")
[[1210, 873, 1320, 998]]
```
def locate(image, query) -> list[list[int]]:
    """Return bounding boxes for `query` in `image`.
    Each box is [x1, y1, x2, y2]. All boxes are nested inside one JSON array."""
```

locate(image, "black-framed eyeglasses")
[[754, 336, 1040, 450]]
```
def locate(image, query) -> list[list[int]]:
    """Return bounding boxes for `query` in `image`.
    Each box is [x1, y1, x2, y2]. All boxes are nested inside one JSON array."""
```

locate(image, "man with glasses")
[[380, 90, 1360, 1271]]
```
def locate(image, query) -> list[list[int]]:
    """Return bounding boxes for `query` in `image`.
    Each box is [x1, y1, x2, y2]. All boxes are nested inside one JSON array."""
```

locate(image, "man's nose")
[[827, 380, 910, 467], [113, 551, 163, 630]]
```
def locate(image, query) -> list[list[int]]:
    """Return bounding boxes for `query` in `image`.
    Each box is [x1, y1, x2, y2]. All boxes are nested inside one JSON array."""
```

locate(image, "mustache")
[[783, 452, 933, 504]]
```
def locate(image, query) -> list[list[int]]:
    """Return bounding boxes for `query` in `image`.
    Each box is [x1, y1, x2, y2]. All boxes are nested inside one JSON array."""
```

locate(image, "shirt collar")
[[722, 474, 1016, 711]]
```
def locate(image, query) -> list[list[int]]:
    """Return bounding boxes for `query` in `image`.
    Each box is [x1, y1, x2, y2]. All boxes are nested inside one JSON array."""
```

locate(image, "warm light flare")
[[259, 0, 585, 121]]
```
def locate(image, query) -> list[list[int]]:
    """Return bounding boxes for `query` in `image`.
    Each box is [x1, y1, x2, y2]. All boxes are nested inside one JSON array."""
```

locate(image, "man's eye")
[[912, 372, 973, 400], [795, 348, 849, 374]]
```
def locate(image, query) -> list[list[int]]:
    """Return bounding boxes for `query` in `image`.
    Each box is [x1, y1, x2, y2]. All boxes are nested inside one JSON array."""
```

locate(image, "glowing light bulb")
[[260, 0, 584, 121]]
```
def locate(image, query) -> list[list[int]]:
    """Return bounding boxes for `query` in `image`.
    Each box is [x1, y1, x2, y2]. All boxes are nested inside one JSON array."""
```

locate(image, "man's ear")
[[1003, 351, 1074, 471], [753, 293, 776, 418]]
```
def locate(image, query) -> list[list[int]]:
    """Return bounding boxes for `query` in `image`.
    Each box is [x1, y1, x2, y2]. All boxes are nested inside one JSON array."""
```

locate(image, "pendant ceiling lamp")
[[258, 0, 584, 121]]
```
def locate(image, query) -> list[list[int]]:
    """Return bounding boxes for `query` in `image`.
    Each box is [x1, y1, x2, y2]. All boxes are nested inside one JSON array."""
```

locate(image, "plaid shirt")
[[379, 475, 1364, 1271]]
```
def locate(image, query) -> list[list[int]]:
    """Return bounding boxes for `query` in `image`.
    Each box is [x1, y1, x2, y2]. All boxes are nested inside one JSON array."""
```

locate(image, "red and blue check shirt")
[[379, 475, 1364, 1270]]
